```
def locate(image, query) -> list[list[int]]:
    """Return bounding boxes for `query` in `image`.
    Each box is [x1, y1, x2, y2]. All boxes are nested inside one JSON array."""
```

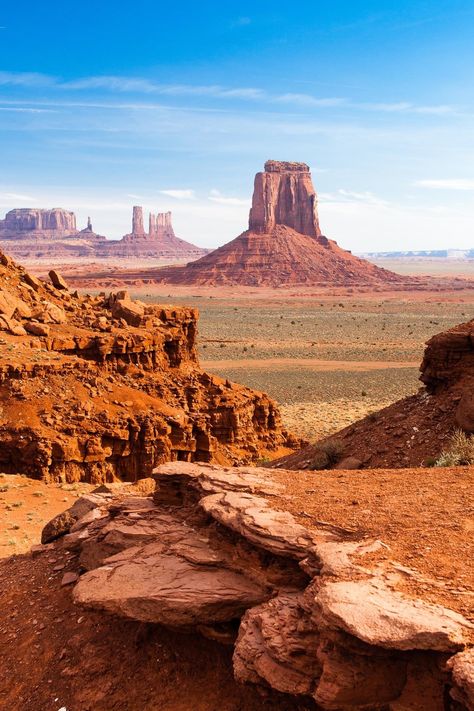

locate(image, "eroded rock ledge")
[[0, 253, 295, 481], [42, 462, 474, 709]]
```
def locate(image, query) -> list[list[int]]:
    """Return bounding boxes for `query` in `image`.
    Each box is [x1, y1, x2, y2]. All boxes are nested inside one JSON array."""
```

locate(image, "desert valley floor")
[[126, 284, 474, 442], [2, 274, 473, 554]]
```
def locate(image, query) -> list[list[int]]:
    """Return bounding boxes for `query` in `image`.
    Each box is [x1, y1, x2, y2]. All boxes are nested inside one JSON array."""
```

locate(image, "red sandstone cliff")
[[0, 252, 296, 482], [106, 206, 208, 259], [249, 160, 322, 237]]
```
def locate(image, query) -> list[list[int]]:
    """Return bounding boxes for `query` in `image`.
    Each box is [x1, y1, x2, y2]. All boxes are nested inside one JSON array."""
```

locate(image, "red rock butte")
[[111, 206, 207, 259], [152, 160, 412, 287], [0, 206, 207, 261]]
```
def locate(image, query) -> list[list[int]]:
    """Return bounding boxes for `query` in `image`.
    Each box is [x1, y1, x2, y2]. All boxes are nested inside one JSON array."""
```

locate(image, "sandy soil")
[[269, 465, 474, 622], [0, 474, 93, 557]]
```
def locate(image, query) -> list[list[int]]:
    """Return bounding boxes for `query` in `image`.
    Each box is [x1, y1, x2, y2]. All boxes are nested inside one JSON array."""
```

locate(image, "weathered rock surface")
[[0, 208, 77, 233], [148, 160, 415, 287], [43, 462, 473, 710], [0, 253, 296, 482], [448, 649, 474, 709], [273, 317, 474, 470], [317, 579, 470, 651], [0, 208, 108, 259], [249, 160, 322, 237]]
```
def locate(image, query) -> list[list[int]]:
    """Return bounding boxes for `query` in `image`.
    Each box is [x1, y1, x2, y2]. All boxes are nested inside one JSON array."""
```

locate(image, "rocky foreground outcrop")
[[0, 252, 295, 482], [274, 317, 474, 470], [40, 461, 474, 709], [142, 160, 416, 287]]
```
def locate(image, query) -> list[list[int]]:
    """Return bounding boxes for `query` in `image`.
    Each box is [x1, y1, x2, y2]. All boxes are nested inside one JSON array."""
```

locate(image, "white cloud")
[[63, 76, 159, 93], [208, 189, 250, 206], [0, 106, 56, 113], [276, 93, 347, 108], [0, 71, 460, 118], [0, 191, 36, 205], [0, 71, 54, 87], [231, 17, 252, 27], [319, 189, 388, 207], [414, 179, 474, 190], [159, 189, 196, 200]]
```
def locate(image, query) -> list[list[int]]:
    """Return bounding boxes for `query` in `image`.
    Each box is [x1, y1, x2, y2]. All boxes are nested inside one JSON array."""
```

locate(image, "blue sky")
[[1, 0, 474, 250]]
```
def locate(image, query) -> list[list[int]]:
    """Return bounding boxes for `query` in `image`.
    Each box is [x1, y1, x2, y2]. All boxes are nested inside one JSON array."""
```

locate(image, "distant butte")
[[0, 206, 207, 262], [107, 206, 208, 259], [150, 160, 413, 287]]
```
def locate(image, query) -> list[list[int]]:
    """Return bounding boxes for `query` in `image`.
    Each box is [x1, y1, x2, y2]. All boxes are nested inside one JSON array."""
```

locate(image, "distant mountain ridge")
[[360, 249, 474, 259]]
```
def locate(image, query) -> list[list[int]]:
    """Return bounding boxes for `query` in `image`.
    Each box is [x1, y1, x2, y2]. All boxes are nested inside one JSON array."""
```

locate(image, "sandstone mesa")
[[0, 206, 207, 261]]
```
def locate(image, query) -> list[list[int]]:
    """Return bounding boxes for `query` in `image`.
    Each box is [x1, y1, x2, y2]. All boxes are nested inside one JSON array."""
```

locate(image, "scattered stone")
[[48, 270, 68, 290]]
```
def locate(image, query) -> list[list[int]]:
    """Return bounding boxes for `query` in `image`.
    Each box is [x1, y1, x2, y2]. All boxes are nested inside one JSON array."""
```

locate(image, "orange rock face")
[[249, 160, 322, 237], [152, 160, 415, 287], [0, 252, 295, 482]]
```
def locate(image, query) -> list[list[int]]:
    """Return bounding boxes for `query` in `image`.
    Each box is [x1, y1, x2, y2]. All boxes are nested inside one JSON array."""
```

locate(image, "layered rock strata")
[[42, 461, 474, 709], [274, 317, 474, 470], [249, 160, 322, 237], [0, 208, 77, 234], [0, 208, 107, 259], [0, 252, 294, 482], [150, 160, 414, 287]]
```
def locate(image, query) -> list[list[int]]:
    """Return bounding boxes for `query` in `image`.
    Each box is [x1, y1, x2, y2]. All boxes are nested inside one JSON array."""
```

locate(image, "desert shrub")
[[309, 451, 330, 470], [310, 439, 344, 469], [434, 429, 474, 467]]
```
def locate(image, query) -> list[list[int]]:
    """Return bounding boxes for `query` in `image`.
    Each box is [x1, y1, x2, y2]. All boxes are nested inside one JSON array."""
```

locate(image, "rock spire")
[[248, 160, 322, 237]]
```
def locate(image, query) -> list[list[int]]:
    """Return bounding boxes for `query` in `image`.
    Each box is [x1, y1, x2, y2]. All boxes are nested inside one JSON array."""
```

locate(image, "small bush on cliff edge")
[[434, 429, 474, 467]]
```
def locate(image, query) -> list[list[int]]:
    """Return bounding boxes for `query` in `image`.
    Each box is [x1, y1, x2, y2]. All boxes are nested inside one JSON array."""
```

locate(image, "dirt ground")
[[0, 475, 93, 557], [270, 465, 474, 621], [118, 286, 474, 442], [0, 550, 313, 711]]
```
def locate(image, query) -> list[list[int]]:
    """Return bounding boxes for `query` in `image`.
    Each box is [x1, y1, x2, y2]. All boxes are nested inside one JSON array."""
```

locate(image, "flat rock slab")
[[318, 580, 473, 652], [79, 511, 199, 570], [200, 491, 318, 560], [153, 461, 284, 497], [74, 538, 269, 627]]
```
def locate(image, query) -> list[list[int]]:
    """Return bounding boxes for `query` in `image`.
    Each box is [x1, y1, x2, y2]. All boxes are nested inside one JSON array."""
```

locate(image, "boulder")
[[448, 649, 474, 710], [25, 322, 50, 337], [49, 269, 69, 290], [111, 298, 144, 327], [41, 494, 103, 543]]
